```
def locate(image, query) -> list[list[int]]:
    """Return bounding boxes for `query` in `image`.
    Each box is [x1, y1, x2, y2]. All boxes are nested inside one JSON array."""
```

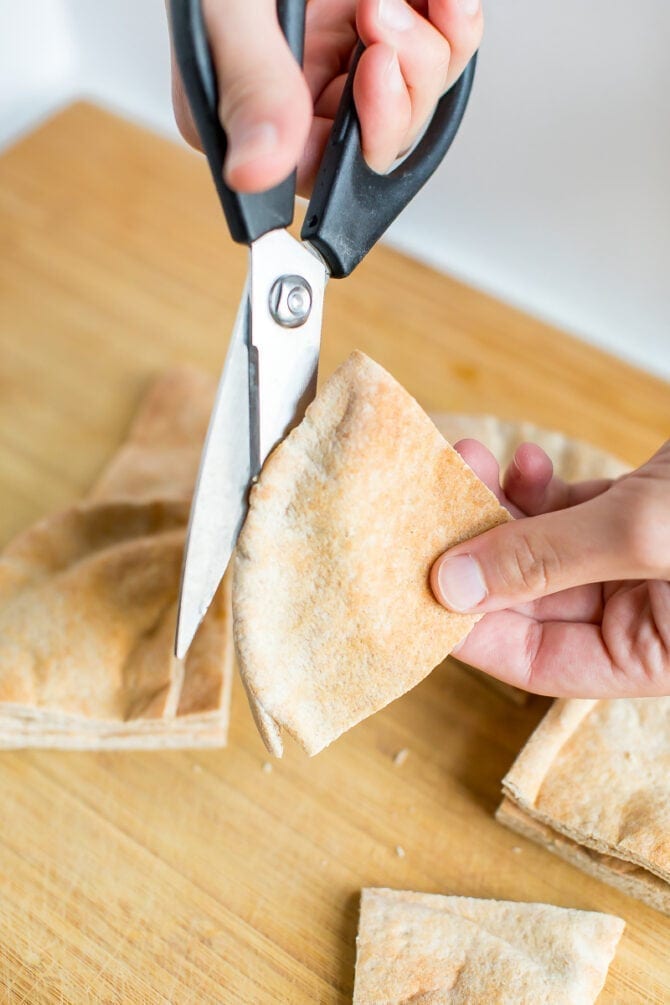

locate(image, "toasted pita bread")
[[429, 414, 629, 482], [496, 798, 670, 917], [0, 368, 232, 748], [353, 888, 624, 1004], [233, 352, 511, 756], [430, 415, 629, 707], [498, 697, 670, 912], [90, 366, 215, 502]]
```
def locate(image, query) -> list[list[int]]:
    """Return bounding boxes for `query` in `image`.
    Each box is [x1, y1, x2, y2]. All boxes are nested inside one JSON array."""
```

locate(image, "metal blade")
[[175, 279, 252, 659], [249, 230, 327, 471]]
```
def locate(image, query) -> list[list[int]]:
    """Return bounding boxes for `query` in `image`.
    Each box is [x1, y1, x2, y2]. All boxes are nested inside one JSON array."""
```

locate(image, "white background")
[[1, 0, 669, 379]]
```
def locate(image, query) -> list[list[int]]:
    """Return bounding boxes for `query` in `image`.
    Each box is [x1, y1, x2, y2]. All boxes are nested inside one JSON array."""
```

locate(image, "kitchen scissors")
[[169, 0, 476, 658]]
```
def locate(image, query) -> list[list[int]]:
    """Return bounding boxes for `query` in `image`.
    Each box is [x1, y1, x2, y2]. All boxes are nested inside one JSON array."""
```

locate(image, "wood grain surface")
[[0, 103, 668, 1004]]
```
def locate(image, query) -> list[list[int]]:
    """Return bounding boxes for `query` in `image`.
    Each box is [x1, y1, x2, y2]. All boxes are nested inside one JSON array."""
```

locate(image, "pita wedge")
[[0, 367, 233, 749], [233, 351, 511, 756], [429, 414, 629, 483], [430, 415, 629, 707], [353, 888, 624, 1004], [497, 698, 670, 915]]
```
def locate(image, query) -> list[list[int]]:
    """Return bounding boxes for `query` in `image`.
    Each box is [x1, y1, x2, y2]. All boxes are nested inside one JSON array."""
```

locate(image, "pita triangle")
[[353, 888, 624, 1004], [0, 368, 233, 749], [498, 696, 670, 914], [233, 351, 511, 756]]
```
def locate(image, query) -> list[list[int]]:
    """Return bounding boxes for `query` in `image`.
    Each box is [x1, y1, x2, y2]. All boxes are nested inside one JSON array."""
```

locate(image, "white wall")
[[1, 0, 669, 380], [389, 0, 670, 380]]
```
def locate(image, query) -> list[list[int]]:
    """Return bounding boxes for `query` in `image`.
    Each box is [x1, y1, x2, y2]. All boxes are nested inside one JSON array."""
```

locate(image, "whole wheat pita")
[[496, 798, 670, 917], [498, 697, 670, 913], [0, 368, 233, 749], [353, 888, 624, 1004], [233, 352, 511, 756], [429, 414, 629, 482]]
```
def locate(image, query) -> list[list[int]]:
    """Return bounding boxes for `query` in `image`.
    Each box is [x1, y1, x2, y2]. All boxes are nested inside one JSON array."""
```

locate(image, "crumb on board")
[[262, 762, 273, 774], [192, 763, 203, 774], [395, 845, 406, 858], [512, 846, 522, 854], [393, 748, 410, 767]]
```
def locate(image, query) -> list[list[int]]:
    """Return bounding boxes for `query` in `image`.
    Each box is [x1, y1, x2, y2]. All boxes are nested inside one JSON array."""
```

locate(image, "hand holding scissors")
[[169, 0, 483, 195], [168, 0, 477, 656]]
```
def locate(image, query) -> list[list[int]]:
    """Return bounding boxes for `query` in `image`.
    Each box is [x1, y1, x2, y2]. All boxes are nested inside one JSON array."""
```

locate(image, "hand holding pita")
[[431, 439, 670, 698], [168, 0, 483, 194]]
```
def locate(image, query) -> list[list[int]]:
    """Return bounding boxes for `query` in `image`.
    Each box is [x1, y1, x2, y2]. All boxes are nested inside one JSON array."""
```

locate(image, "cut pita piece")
[[0, 367, 232, 749], [499, 697, 670, 912], [90, 367, 216, 502], [497, 798, 670, 917], [353, 888, 624, 1004], [429, 414, 629, 482], [234, 351, 511, 756], [0, 501, 231, 728]]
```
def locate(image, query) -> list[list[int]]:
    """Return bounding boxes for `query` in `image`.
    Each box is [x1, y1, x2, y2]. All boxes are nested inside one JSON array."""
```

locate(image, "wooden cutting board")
[[0, 103, 668, 1004]]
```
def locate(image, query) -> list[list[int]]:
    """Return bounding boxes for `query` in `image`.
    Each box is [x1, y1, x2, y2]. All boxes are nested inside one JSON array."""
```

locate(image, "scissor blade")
[[175, 281, 251, 659], [249, 230, 327, 470]]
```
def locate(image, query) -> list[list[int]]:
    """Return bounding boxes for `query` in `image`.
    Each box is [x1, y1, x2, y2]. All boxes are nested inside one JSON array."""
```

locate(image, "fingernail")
[[436, 554, 487, 612], [458, 0, 480, 15], [224, 121, 279, 174], [385, 50, 404, 93], [378, 0, 414, 32]]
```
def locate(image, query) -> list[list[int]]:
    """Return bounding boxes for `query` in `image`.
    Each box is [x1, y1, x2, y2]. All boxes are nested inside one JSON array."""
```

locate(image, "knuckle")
[[218, 74, 266, 126], [523, 621, 545, 690], [503, 533, 562, 596], [622, 495, 665, 574], [419, 40, 452, 97]]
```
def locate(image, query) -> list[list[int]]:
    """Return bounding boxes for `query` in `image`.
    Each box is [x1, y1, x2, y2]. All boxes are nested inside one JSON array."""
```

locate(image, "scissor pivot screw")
[[269, 275, 312, 328]]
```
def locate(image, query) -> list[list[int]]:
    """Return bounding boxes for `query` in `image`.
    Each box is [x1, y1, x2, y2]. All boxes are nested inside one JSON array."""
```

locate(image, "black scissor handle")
[[169, 0, 305, 245], [302, 48, 477, 278]]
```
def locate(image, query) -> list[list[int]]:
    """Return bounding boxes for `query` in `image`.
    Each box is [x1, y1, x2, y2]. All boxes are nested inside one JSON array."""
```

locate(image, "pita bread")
[[429, 414, 629, 482], [233, 352, 511, 756], [497, 798, 670, 917], [430, 415, 629, 707], [353, 888, 624, 1004], [90, 366, 215, 502], [0, 368, 233, 749], [498, 697, 670, 912]]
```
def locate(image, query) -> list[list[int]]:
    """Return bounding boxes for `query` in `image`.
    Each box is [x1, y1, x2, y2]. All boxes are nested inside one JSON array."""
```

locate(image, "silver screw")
[[269, 275, 312, 328]]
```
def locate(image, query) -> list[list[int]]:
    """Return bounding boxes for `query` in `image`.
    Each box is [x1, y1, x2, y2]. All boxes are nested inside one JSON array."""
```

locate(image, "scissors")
[[170, 0, 476, 658]]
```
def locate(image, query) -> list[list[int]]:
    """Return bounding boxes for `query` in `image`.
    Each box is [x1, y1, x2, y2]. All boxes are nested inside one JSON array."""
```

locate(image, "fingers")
[[170, 45, 201, 149], [427, 0, 483, 89], [353, 44, 412, 172], [453, 579, 670, 698], [502, 443, 554, 514], [172, 0, 312, 193], [502, 443, 613, 515], [453, 612, 650, 697], [355, 0, 483, 171], [431, 492, 641, 614], [453, 439, 526, 517]]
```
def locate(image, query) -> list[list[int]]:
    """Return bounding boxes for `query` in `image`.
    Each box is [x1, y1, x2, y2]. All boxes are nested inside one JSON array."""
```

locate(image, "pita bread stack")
[[353, 888, 624, 1004], [0, 368, 233, 749], [497, 698, 670, 915], [430, 414, 629, 705], [233, 352, 511, 757]]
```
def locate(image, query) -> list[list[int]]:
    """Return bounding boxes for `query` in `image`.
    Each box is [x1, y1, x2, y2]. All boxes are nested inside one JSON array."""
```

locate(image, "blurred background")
[[2, 0, 669, 379]]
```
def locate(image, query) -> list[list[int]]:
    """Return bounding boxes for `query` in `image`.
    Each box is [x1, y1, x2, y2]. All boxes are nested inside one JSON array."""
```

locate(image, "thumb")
[[431, 494, 636, 613], [178, 0, 312, 193]]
